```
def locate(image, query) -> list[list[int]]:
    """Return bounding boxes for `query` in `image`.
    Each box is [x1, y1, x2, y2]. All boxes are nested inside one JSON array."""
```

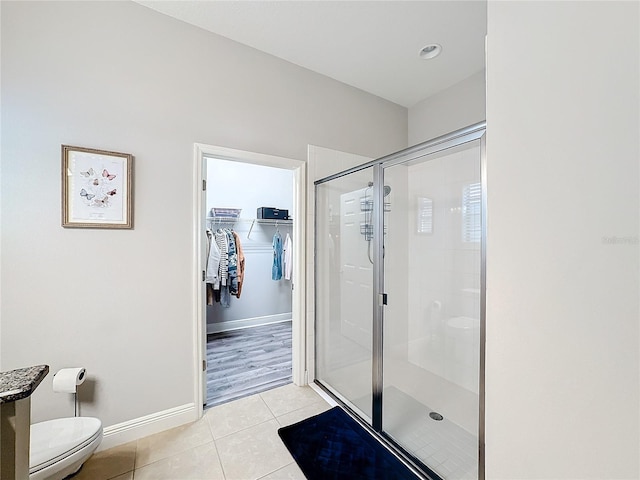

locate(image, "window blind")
[[462, 182, 481, 243]]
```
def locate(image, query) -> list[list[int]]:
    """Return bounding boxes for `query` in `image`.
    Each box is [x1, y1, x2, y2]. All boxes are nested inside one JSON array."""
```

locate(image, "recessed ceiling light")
[[419, 44, 442, 60]]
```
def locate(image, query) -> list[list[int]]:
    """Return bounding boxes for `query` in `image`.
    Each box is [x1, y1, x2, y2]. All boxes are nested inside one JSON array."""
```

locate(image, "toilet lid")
[[30, 417, 102, 472]]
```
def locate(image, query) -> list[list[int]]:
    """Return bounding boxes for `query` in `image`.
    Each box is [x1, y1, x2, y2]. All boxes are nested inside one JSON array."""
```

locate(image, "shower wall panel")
[[406, 145, 481, 395]]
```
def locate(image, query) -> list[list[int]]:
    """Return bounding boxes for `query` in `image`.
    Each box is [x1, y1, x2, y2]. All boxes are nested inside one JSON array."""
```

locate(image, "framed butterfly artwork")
[[62, 145, 134, 228]]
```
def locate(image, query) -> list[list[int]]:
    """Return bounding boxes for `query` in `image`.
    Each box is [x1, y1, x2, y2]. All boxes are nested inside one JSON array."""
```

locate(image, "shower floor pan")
[[354, 387, 478, 480]]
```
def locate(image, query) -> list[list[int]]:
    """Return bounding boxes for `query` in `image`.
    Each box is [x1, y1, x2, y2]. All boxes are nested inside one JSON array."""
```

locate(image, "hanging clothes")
[[205, 229, 219, 306], [214, 229, 229, 286], [206, 229, 221, 288], [214, 229, 230, 307], [283, 233, 293, 281], [226, 229, 238, 297], [232, 230, 246, 298], [272, 230, 283, 281]]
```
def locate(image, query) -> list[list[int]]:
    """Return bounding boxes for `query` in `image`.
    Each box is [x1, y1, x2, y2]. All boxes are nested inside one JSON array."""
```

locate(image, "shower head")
[[366, 182, 391, 197]]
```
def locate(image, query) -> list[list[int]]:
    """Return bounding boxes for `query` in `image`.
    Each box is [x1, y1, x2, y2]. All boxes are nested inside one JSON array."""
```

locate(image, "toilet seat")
[[29, 417, 103, 480]]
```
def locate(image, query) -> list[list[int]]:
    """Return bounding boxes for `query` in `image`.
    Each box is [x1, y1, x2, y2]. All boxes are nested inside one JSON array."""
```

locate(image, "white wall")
[[206, 160, 293, 221], [408, 70, 486, 146], [0, 0, 407, 431], [485, 1, 639, 478]]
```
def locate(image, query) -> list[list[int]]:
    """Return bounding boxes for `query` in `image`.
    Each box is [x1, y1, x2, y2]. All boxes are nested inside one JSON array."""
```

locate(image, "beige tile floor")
[[71, 384, 332, 480]]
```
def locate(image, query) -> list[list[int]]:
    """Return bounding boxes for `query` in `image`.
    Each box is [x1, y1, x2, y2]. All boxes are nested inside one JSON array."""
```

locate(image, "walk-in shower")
[[314, 123, 486, 480]]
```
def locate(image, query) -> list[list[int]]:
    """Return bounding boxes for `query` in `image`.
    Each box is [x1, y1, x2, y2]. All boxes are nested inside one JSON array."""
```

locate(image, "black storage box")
[[257, 207, 289, 220]]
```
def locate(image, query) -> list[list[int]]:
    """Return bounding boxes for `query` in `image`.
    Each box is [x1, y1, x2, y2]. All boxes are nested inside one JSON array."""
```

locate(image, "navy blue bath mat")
[[277, 406, 417, 480]]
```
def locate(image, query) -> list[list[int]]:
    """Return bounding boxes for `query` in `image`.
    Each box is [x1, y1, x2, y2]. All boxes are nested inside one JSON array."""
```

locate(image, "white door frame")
[[192, 143, 307, 417]]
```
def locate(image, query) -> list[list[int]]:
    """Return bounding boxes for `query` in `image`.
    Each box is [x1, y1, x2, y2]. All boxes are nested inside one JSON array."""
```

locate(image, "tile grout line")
[[210, 417, 277, 442], [203, 405, 230, 480], [132, 421, 215, 472], [211, 438, 228, 480], [255, 461, 298, 480], [258, 391, 279, 419]]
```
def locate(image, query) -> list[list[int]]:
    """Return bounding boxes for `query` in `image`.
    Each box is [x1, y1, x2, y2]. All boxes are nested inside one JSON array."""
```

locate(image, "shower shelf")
[[360, 199, 391, 212]]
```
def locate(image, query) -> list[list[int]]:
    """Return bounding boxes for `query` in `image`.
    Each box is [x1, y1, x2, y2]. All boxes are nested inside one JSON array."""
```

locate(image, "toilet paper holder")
[[53, 367, 86, 416]]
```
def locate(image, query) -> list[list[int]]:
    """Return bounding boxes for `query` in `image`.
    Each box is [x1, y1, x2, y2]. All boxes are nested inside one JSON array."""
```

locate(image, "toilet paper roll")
[[52, 367, 86, 394]]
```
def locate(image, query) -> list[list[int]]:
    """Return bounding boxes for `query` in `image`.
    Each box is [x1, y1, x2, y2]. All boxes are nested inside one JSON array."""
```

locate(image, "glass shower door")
[[381, 139, 483, 480], [315, 165, 376, 422]]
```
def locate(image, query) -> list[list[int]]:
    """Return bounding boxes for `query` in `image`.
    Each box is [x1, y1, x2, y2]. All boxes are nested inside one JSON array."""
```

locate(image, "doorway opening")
[[205, 159, 295, 407], [193, 144, 306, 416]]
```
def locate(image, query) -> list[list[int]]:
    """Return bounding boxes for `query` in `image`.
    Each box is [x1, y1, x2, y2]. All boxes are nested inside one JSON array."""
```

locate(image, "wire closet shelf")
[[206, 216, 292, 239]]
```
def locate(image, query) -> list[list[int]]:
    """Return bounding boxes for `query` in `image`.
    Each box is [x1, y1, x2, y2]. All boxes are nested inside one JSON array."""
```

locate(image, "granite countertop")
[[0, 365, 49, 403]]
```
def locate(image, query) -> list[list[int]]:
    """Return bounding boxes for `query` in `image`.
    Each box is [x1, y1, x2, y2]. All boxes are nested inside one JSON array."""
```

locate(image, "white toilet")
[[29, 416, 103, 480]]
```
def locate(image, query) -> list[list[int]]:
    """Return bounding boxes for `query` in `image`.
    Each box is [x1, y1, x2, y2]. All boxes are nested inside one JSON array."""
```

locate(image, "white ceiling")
[[135, 1, 487, 108]]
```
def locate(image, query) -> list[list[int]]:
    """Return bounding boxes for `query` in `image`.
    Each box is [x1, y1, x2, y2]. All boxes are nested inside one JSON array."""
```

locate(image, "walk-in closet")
[[204, 158, 294, 408]]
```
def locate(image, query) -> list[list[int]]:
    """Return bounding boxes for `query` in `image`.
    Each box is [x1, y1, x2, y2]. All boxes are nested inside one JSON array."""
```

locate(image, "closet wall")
[[206, 158, 294, 333]]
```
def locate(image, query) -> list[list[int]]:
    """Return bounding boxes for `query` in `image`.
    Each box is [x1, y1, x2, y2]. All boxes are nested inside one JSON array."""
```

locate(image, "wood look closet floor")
[[205, 320, 293, 408]]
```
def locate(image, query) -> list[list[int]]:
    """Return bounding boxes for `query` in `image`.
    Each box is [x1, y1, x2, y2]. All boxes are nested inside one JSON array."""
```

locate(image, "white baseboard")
[[208, 313, 292, 334], [97, 403, 197, 451]]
